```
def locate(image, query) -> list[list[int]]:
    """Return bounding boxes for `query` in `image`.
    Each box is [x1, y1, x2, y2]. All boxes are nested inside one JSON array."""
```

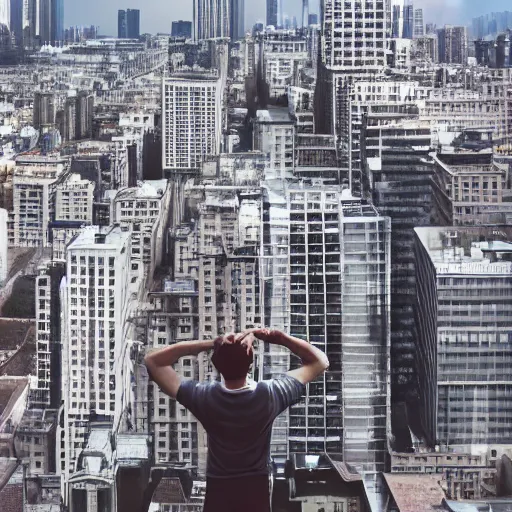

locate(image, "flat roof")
[[256, 107, 293, 124]]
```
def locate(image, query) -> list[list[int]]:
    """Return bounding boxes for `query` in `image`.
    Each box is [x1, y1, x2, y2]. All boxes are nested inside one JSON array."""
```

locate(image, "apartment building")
[[59, 227, 133, 501], [162, 73, 224, 173], [33, 260, 66, 409], [362, 119, 434, 403], [431, 131, 512, 226], [415, 226, 512, 451], [284, 185, 391, 481], [437, 25, 468, 65], [253, 108, 295, 181], [261, 31, 309, 98], [112, 179, 171, 288], [11, 155, 67, 247], [55, 173, 95, 223]]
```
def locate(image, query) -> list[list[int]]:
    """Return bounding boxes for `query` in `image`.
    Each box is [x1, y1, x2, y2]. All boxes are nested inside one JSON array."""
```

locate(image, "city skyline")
[[63, 0, 512, 36]]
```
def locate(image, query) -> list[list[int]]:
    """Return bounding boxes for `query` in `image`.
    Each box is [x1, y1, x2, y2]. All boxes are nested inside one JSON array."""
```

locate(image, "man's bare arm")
[[144, 340, 215, 399], [238, 329, 329, 384]]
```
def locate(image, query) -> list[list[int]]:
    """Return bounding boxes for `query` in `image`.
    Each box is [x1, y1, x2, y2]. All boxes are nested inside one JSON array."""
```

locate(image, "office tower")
[[437, 25, 468, 65], [12, 155, 66, 247], [301, 0, 308, 28], [32, 260, 66, 408], [118, 9, 127, 38], [285, 186, 391, 479], [162, 73, 223, 173], [60, 227, 132, 490], [403, 0, 413, 38], [391, 0, 403, 38], [361, 119, 433, 407], [75, 91, 94, 140], [415, 226, 512, 450], [230, 0, 244, 41], [39, 0, 63, 45], [308, 13, 318, 25], [194, 0, 230, 40], [10, 0, 23, 47], [0, 0, 9, 31], [127, 8, 140, 39], [413, 8, 423, 38], [171, 20, 192, 38], [266, 0, 278, 27], [0, 208, 6, 283]]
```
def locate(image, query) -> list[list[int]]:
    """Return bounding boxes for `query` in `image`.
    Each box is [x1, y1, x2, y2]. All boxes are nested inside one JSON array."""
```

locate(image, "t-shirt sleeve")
[[267, 375, 306, 418], [176, 380, 210, 424]]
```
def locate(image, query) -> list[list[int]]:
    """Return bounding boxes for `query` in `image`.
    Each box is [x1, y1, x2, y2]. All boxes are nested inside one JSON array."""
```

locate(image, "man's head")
[[211, 337, 253, 381]]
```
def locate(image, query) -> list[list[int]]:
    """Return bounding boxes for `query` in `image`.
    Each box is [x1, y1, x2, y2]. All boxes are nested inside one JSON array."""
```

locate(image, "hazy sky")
[[65, 0, 512, 36]]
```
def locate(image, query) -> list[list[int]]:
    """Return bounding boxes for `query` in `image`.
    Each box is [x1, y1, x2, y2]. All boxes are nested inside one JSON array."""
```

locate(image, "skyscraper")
[[266, 0, 278, 27], [39, 0, 64, 45], [437, 25, 468, 64], [118, 9, 127, 38], [171, 20, 192, 38], [230, 0, 244, 41], [413, 8, 424, 38], [10, 0, 23, 47], [0, 0, 10, 30], [194, 0, 230, 40], [403, 0, 413, 38], [126, 8, 140, 39]]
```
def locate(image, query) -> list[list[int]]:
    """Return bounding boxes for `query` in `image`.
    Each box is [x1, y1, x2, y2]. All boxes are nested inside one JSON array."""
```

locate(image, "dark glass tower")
[[127, 9, 140, 39], [118, 9, 127, 38]]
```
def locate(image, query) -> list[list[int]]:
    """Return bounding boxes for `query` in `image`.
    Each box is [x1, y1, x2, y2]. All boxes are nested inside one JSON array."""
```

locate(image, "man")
[[144, 328, 329, 512]]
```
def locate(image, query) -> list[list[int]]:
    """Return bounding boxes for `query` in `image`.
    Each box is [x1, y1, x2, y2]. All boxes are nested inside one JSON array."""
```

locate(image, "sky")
[[66, 0, 512, 37]]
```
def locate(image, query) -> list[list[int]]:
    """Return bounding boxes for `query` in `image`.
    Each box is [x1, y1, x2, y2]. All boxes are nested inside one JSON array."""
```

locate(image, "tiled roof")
[[384, 474, 445, 512], [152, 477, 187, 504]]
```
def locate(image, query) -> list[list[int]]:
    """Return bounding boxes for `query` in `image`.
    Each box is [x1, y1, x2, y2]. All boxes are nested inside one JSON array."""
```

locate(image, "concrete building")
[[261, 31, 309, 98], [11, 155, 67, 247], [283, 185, 391, 492], [0, 207, 7, 283], [415, 226, 512, 451], [112, 179, 171, 288], [438, 25, 468, 65], [412, 34, 438, 63], [162, 73, 224, 174], [253, 107, 295, 181], [54, 173, 95, 223], [59, 226, 134, 500], [431, 130, 512, 226]]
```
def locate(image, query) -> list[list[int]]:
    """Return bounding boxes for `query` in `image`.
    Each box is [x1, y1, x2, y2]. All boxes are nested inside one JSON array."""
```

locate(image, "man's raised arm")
[[144, 340, 214, 399], [238, 329, 329, 385]]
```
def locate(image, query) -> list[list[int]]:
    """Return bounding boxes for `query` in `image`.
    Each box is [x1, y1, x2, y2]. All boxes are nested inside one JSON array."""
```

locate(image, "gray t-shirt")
[[176, 374, 305, 479]]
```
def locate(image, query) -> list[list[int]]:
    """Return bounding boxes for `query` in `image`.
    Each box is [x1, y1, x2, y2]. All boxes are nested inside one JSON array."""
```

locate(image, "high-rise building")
[[301, 0, 308, 28], [230, 0, 244, 41], [0, 208, 7, 283], [59, 226, 133, 491], [415, 226, 512, 450], [162, 73, 224, 173], [0, 0, 10, 30], [437, 25, 468, 64], [127, 8, 140, 39], [22, 0, 38, 48], [75, 91, 94, 140], [308, 13, 318, 26], [194, 0, 230, 40], [283, 185, 391, 479], [33, 91, 55, 129], [413, 8, 424, 38], [171, 20, 192, 38], [39, 0, 64, 45], [118, 9, 127, 38], [10, 0, 23, 47], [266, 0, 278, 28], [392, 0, 413, 39], [403, 0, 413, 39]]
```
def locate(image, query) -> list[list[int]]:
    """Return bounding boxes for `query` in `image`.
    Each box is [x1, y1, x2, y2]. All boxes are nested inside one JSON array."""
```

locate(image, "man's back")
[[176, 374, 305, 478]]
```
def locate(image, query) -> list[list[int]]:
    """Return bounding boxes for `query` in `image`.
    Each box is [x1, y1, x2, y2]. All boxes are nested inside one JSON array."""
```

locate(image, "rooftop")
[[383, 474, 445, 512], [415, 226, 512, 275], [115, 180, 168, 200], [256, 107, 293, 124], [68, 226, 130, 251]]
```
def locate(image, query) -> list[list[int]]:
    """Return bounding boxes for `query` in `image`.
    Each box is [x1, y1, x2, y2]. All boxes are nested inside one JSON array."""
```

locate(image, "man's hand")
[[236, 328, 275, 344]]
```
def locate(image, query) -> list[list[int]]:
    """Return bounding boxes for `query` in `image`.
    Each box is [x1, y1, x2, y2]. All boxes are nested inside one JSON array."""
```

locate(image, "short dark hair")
[[211, 342, 253, 380]]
